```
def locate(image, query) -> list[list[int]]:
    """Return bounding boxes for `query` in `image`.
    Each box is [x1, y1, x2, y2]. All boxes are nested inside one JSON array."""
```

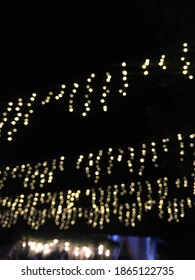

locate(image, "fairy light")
[[0, 156, 65, 190], [0, 93, 37, 141], [9, 238, 113, 260], [151, 141, 158, 167], [158, 54, 167, 70], [69, 83, 79, 113], [142, 58, 150, 75], [177, 133, 185, 161], [180, 42, 194, 79], [101, 71, 112, 112], [82, 73, 95, 117], [73, 132, 195, 190], [0, 42, 194, 142], [119, 62, 128, 96]]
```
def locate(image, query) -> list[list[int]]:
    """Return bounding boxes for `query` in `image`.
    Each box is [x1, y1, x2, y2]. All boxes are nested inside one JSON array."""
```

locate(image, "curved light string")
[[0, 42, 193, 141], [0, 132, 194, 230], [0, 133, 194, 191]]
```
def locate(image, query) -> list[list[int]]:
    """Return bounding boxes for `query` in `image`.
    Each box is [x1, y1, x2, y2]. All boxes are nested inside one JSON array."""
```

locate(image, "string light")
[[101, 72, 111, 112], [119, 62, 128, 96], [0, 93, 37, 141], [180, 42, 193, 79], [9, 238, 114, 260], [142, 58, 150, 75], [158, 54, 167, 70], [0, 156, 65, 190], [0, 131, 195, 230], [0, 43, 193, 141], [1, 171, 195, 230], [75, 133, 195, 184], [82, 73, 95, 117]]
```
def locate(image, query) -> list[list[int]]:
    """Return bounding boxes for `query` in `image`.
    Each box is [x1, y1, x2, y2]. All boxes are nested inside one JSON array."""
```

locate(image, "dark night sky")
[[0, 1, 195, 255], [1, 1, 194, 98]]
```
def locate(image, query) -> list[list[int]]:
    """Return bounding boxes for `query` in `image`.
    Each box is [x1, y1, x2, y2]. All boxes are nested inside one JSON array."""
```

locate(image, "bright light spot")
[[84, 247, 91, 258], [105, 249, 110, 257], [122, 70, 127, 75], [145, 59, 150, 65], [103, 105, 107, 112], [74, 247, 79, 257]]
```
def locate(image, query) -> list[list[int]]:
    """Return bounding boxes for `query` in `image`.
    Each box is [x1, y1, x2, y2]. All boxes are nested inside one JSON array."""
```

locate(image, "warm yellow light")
[[103, 105, 107, 112]]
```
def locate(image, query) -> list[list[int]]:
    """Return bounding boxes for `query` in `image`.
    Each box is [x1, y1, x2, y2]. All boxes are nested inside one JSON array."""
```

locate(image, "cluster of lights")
[[75, 133, 195, 184], [142, 59, 150, 76], [10, 238, 113, 260], [41, 91, 54, 105], [0, 132, 193, 192], [119, 62, 128, 96], [0, 43, 193, 141], [69, 83, 79, 113], [158, 55, 167, 70], [0, 156, 65, 190], [0, 173, 195, 230], [0, 93, 37, 141], [181, 43, 193, 79], [82, 74, 95, 117], [100, 72, 112, 112]]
